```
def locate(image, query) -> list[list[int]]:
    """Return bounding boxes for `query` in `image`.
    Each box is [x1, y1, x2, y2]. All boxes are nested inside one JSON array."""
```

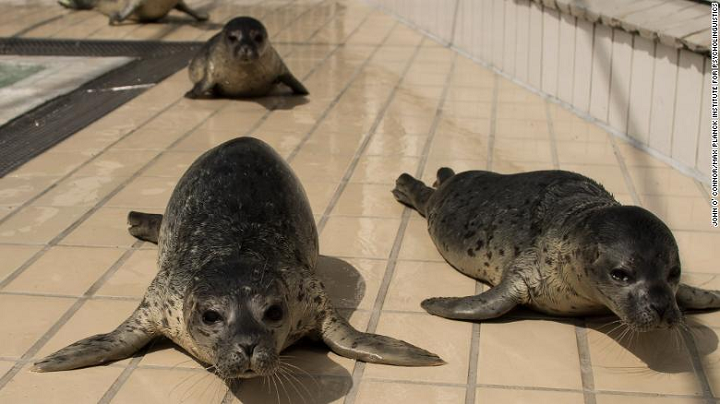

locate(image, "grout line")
[[464, 282, 482, 404], [680, 327, 716, 403], [574, 322, 597, 404], [545, 100, 560, 169], [449, 0, 461, 46], [343, 44, 457, 404], [608, 134, 642, 205], [0, 239, 143, 390], [97, 355, 145, 403], [283, 11, 385, 164], [312, 34, 423, 234], [486, 73, 499, 172]]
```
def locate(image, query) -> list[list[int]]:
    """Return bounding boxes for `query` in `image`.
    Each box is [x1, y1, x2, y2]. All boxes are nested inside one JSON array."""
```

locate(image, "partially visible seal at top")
[[58, 0, 208, 25], [393, 168, 720, 331], [185, 17, 309, 99], [33, 137, 442, 378]]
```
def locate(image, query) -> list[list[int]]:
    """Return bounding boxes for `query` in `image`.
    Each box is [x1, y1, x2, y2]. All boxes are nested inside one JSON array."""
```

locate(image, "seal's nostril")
[[238, 342, 256, 357], [650, 302, 667, 318]]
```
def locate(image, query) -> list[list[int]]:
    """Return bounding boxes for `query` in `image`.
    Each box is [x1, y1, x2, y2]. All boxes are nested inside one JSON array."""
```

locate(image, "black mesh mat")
[[0, 38, 202, 177]]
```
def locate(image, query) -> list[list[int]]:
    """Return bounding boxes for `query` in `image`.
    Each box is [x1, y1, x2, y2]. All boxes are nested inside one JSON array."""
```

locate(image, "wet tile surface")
[[0, 0, 716, 403]]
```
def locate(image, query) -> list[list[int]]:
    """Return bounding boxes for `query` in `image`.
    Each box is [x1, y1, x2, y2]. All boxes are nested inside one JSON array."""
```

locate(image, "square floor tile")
[[586, 322, 702, 395], [320, 217, 400, 259], [476, 388, 584, 404], [72, 150, 158, 178], [384, 260, 476, 312], [105, 177, 177, 210], [60, 207, 138, 248], [477, 320, 582, 390], [356, 381, 465, 404], [32, 176, 128, 207], [95, 249, 158, 298], [0, 176, 60, 207], [111, 368, 228, 404], [0, 364, 123, 404], [0, 206, 88, 245], [0, 295, 75, 357], [0, 245, 42, 284], [350, 156, 420, 185], [317, 257, 385, 311], [363, 312, 471, 384], [36, 299, 139, 359], [332, 183, 404, 218], [4, 246, 124, 295], [398, 219, 444, 262]]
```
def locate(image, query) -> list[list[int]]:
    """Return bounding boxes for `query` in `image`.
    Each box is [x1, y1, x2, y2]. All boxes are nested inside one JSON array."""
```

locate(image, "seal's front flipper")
[[392, 173, 434, 217], [277, 73, 309, 95], [320, 310, 444, 367], [108, 0, 142, 24], [32, 310, 154, 372], [185, 78, 214, 99], [175, 0, 208, 21], [127, 211, 163, 244], [421, 279, 522, 321], [677, 284, 720, 310]]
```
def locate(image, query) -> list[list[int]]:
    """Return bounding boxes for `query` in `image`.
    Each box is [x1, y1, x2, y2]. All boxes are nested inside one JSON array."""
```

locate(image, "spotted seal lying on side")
[[392, 168, 720, 331], [58, 0, 208, 25], [185, 17, 309, 99], [33, 137, 442, 376]]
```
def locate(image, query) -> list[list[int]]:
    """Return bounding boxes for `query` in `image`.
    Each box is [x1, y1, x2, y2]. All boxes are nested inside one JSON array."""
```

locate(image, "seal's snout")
[[235, 44, 258, 62], [237, 341, 257, 357]]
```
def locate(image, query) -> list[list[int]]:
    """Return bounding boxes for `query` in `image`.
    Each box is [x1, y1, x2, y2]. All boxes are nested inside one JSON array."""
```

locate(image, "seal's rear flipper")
[[128, 211, 163, 244], [677, 284, 720, 310], [32, 310, 155, 372], [392, 173, 434, 217], [432, 167, 455, 188], [320, 310, 444, 367]]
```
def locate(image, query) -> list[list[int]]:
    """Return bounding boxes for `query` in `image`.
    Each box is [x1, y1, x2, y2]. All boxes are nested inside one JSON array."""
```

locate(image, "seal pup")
[[58, 0, 208, 25], [33, 137, 442, 376], [185, 17, 309, 99], [392, 168, 720, 331]]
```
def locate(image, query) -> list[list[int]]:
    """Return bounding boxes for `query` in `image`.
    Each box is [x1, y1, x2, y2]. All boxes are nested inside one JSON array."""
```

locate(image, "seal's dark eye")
[[610, 269, 633, 283], [254, 34, 263, 43], [202, 310, 222, 324], [668, 266, 681, 281], [228, 33, 240, 42], [264, 305, 283, 322]]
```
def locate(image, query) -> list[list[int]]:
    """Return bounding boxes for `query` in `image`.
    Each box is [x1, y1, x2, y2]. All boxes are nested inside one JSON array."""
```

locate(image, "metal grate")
[[0, 38, 202, 177]]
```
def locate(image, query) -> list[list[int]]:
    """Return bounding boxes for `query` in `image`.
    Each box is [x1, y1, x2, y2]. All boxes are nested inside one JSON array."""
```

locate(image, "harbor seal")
[[392, 168, 720, 331], [184, 17, 309, 99], [32, 137, 442, 376], [58, 0, 208, 24]]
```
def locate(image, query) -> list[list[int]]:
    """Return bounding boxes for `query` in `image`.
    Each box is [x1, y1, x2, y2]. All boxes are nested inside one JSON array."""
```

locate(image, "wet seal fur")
[[58, 0, 208, 25], [185, 17, 309, 99], [33, 137, 442, 376], [393, 168, 720, 331]]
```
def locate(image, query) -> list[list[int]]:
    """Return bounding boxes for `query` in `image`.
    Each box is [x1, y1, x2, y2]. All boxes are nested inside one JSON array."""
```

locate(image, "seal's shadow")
[[490, 308, 719, 374], [247, 91, 310, 111], [225, 255, 363, 404]]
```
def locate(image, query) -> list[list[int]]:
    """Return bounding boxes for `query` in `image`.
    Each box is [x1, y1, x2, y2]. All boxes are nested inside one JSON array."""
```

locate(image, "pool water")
[[0, 62, 45, 89]]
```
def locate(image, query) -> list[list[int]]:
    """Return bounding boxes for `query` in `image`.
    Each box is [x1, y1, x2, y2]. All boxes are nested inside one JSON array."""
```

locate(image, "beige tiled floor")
[[0, 0, 718, 403]]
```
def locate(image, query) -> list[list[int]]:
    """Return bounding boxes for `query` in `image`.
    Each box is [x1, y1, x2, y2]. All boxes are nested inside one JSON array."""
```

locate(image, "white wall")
[[369, 0, 710, 182]]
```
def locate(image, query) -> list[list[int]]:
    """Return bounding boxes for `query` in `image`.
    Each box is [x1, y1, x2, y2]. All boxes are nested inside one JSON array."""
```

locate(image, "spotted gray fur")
[[58, 0, 208, 24], [33, 137, 442, 376], [393, 168, 720, 332], [185, 17, 308, 99]]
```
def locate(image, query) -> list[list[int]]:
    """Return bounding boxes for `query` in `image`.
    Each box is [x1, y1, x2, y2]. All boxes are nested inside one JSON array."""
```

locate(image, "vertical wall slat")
[[541, 8, 560, 96], [589, 24, 612, 122], [481, 0, 493, 63], [528, 1, 543, 88], [557, 13, 576, 104], [648, 44, 679, 156], [492, 0, 505, 69], [671, 50, 705, 167], [503, 0, 517, 74], [572, 18, 594, 113], [515, 0, 530, 81], [608, 29, 633, 135], [627, 36, 655, 145]]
